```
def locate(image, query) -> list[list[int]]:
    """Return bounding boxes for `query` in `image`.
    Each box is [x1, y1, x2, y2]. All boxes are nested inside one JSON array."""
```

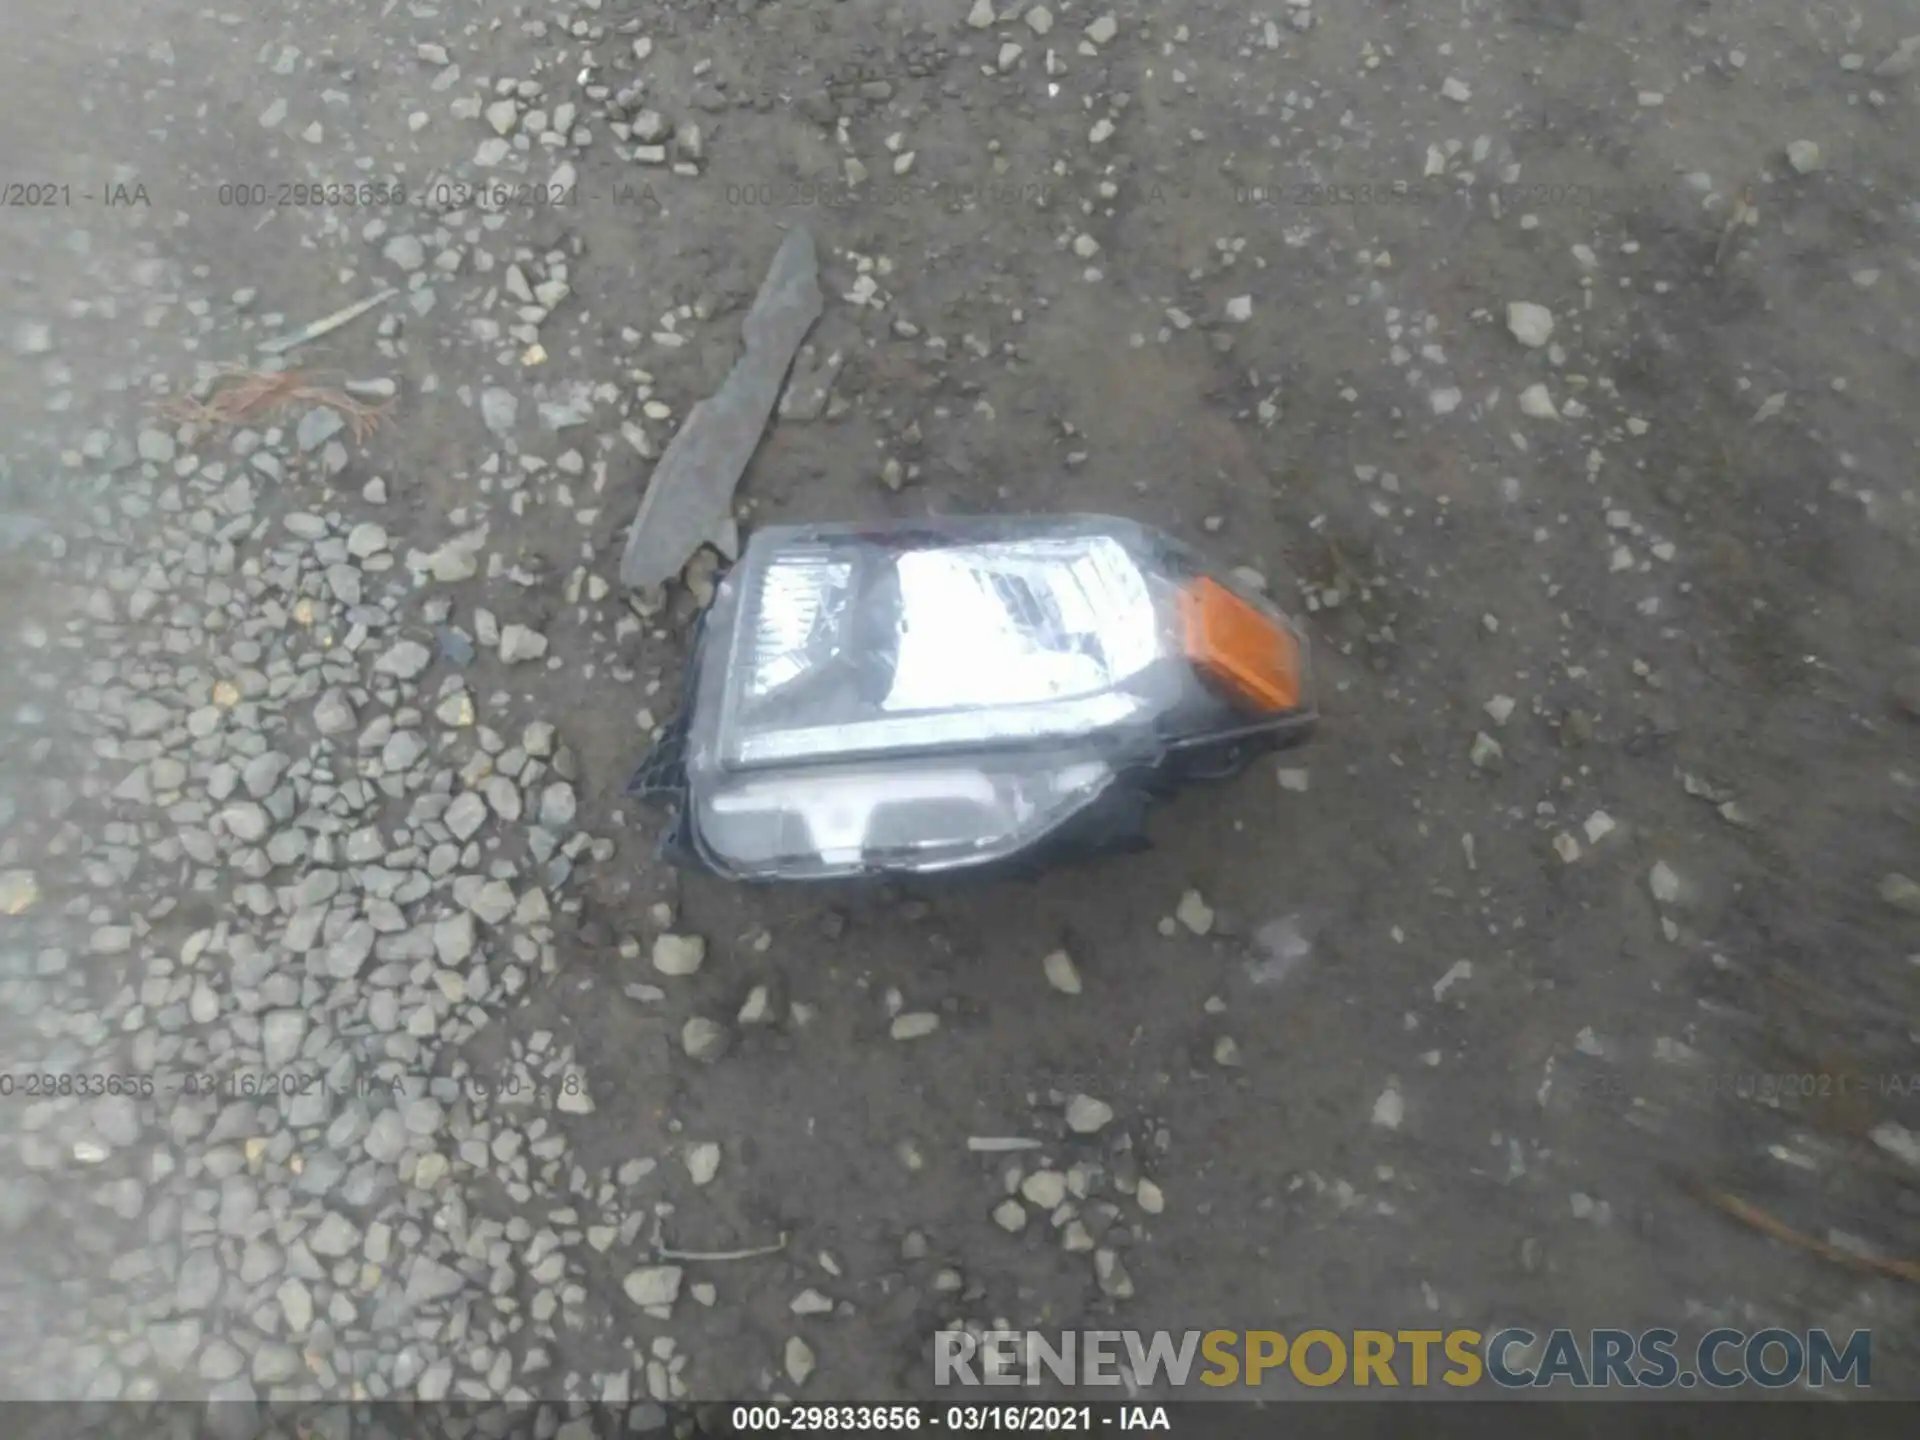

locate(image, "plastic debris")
[[619, 226, 823, 588]]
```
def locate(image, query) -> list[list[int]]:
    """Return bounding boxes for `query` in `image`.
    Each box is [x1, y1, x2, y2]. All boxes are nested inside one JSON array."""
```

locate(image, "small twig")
[[656, 1232, 791, 1263], [257, 287, 398, 356], [1712, 181, 1758, 271], [1680, 1174, 1920, 1285]]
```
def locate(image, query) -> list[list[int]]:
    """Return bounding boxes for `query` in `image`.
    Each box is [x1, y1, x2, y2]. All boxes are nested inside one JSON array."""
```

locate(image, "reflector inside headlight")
[[723, 534, 1164, 766], [674, 517, 1312, 879]]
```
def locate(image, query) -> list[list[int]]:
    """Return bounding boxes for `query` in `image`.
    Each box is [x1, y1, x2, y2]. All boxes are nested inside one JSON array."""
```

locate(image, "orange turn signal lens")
[[1179, 577, 1302, 713]]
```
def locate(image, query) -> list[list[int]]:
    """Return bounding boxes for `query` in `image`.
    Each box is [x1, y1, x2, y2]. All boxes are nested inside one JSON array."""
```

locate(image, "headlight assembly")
[[630, 516, 1315, 881]]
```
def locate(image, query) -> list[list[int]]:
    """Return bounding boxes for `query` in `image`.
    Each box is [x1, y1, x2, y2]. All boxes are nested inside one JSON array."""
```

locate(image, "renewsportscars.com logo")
[[935, 1327, 1872, 1390], [1484, 1328, 1869, 1389]]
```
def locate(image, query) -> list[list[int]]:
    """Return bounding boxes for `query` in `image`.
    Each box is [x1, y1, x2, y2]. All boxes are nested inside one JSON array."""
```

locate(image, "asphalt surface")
[[2, 0, 1919, 1413]]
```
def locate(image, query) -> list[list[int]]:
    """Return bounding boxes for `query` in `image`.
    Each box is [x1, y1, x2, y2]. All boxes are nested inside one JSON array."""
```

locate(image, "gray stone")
[[651, 933, 705, 976], [499, 623, 548, 664], [91, 1094, 141, 1147], [383, 234, 427, 271], [297, 407, 345, 452], [262, 1010, 306, 1069], [1065, 1094, 1114, 1133], [1506, 302, 1555, 348], [1094, 1248, 1134, 1298], [482, 775, 522, 820], [377, 641, 432, 681], [326, 921, 376, 978], [314, 687, 357, 734], [176, 1248, 222, 1311], [383, 729, 427, 771], [404, 1255, 467, 1305], [1882, 874, 1920, 916], [682, 1017, 728, 1062], [364, 1108, 409, 1163], [786, 1336, 816, 1386], [1175, 889, 1215, 935], [434, 911, 476, 963], [242, 752, 290, 797], [149, 1318, 202, 1369], [481, 388, 519, 436], [221, 803, 270, 843], [538, 782, 576, 829], [622, 1265, 683, 1307], [1043, 949, 1082, 994], [12, 320, 53, 355], [276, 1276, 314, 1332], [125, 698, 174, 737], [252, 1344, 302, 1384], [469, 881, 515, 926], [308, 1213, 360, 1257], [485, 99, 521, 135], [1021, 1170, 1067, 1208], [445, 791, 489, 841], [198, 1338, 244, 1381]]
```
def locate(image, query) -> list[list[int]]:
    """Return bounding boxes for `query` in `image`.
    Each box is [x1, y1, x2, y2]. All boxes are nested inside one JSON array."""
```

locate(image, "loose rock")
[[1042, 950, 1082, 994], [652, 933, 706, 975], [785, 1336, 816, 1387], [891, 1012, 940, 1040], [623, 1266, 684, 1308], [1175, 889, 1215, 935], [1065, 1094, 1114, 1133], [682, 1017, 730, 1061], [1506, 302, 1555, 348], [1881, 875, 1920, 916], [500, 624, 549, 664]]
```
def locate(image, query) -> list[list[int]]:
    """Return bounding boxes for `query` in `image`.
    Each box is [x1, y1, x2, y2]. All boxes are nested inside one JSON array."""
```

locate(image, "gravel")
[[1042, 949, 1082, 994], [890, 1012, 940, 1040], [1065, 1094, 1114, 1133], [682, 1017, 730, 1062], [785, 1337, 816, 1387], [1020, 1170, 1067, 1208], [652, 933, 706, 975], [4, 0, 1914, 1407], [623, 1267, 683, 1308], [1506, 302, 1555, 348], [480, 387, 519, 435], [1175, 889, 1215, 935], [499, 624, 548, 664]]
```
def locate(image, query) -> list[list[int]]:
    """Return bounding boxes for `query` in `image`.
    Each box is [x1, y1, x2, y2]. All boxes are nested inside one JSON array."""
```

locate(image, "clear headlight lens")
[[679, 517, 1310, 879], [724, 535, 1163, 766]]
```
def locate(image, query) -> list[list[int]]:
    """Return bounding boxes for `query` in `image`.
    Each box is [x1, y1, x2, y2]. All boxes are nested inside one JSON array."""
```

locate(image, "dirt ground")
[[3, 0, 1920, 1412]]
